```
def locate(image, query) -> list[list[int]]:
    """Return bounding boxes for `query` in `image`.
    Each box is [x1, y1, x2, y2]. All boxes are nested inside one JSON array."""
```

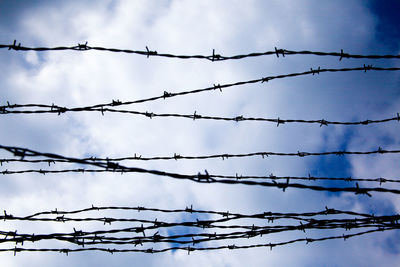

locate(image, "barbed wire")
[[1, 145, 399, 163], [10, 206, 377, 221], [3, 167, 400, 196], [2, 106, 399, 127], [1, 65, 399, 112], [1, 228, 396, 255], [3, 41, 400, 257], [1, 166, 396, 184], [0, 223, 393, 247], [2, 41, 400, 61], [1, 145, 400, 195], [0, 205, 398, 255]]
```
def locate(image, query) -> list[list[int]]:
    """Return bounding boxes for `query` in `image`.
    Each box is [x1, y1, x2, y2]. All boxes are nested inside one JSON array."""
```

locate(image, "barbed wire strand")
[[0, 227, 396, 255], [2, 167, 400, 196], [10, 205, 386, 220], [1, 206, 398, 248], [2, 41, 400, 61], [1, 66, 399, 112], [1, 145, 400, 195], [1, 145, 399, 163], [2, 107, 400, 127], [0, 221, 395, 247]]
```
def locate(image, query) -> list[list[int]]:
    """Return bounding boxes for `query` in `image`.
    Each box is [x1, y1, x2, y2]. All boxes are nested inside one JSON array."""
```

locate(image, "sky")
[[0, 0, 399, 266]]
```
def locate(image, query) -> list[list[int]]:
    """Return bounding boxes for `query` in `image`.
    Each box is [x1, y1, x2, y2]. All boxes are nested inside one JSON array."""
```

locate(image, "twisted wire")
[[0, 205, 398, 254], [2, 41, 400, 61], [1, 66, 399, 112]]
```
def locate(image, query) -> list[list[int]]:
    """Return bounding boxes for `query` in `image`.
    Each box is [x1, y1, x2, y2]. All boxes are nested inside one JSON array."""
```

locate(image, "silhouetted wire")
[[2, 168, 400, 196], [1, 65, 399, 113], [2, 41, 400, 61], [1, 205, 398, 254], [0, 221, 394, 247], [3, 42, 400, 256], [1, 145, 400, 162], [2, 107, 400, 127], [12, 205, 388, 219], [1, 145, 400, 195], [0, 227, 397, 255], [1, 166, 396, 184]]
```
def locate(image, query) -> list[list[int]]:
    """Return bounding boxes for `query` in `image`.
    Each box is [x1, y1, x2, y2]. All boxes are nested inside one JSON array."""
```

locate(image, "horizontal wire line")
[[2, 168, 400, 196], [1, 208, 397, 243], [0, 223, 392, 247], [2, 107, 400, 127], [2, 147, 399, 162], [17, 206, 373, 220], [0, 228, 396, 255], [2, 42, 400, 61], [1, 206, 397, 254], [1, 145, 399, 195], [1, 167, 396, 184], [1, 66, 399, 112]]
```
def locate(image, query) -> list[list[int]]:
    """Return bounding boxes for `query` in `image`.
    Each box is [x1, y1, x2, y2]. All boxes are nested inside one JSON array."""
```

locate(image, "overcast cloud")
[[0, 0, 399, 266]]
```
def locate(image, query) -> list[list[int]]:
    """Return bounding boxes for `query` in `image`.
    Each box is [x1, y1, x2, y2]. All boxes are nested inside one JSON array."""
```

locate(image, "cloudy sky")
[[0, 0, 399, 266]]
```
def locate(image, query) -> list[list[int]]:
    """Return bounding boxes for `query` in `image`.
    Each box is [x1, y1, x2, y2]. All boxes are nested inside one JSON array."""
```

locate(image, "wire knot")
[[57, 107, 67, 115], [197, 170, 210, 182], [310, 66, 321, 75], [335, 151, 345, 156], [378, 147, 385, 153], [3, 210, 13, 221], [145, 111, 154, 119], [234, 115, 244, 122], [276, 118, 284, 127], [297, 151, 307, 157], [111, 99, 122, 106], [339, 49, 348, 61], [355, 182, 372, 197], [9, 40, 21, 51], [228, 244, 236, 249], [77, 42, 89, 50], [274, 47, 285, 57], [262, 77, 270, 83], [211, 49, 221, 61], [185, 205, 193, 213], [187, 246, 194, 255], [363, 64, 372, 72], [325, 206, 335, 214], [319, 119, 328, 127], [145, 46, 157, 58], [213, 84, 222, 91], [56, 215, 65, 222], [163, 91, 172, 99], [192, 111, 201, 120], [378, 177, 387, 185]]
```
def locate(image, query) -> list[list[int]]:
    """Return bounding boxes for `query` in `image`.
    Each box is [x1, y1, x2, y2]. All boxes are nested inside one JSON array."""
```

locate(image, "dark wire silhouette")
[[1, 106, 399, 127], [1, 65, 400, 113], [1, 145, 400, 196], [2, 41, 400, 61], [1, 205, 399, 255]]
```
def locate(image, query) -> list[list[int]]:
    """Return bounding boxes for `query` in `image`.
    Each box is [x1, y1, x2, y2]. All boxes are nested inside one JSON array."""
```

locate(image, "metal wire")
[[2, 41, 400, 61], [1, 65, 399, 112], [0, 205, 398, 255]]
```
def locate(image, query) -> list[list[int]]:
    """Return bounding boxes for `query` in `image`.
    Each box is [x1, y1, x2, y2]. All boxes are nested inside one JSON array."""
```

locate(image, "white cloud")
[[1, 0, 399, 266]]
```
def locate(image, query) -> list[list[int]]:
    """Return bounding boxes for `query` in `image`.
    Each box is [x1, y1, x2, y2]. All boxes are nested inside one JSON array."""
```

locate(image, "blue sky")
[[0, 1, 400, 266]]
